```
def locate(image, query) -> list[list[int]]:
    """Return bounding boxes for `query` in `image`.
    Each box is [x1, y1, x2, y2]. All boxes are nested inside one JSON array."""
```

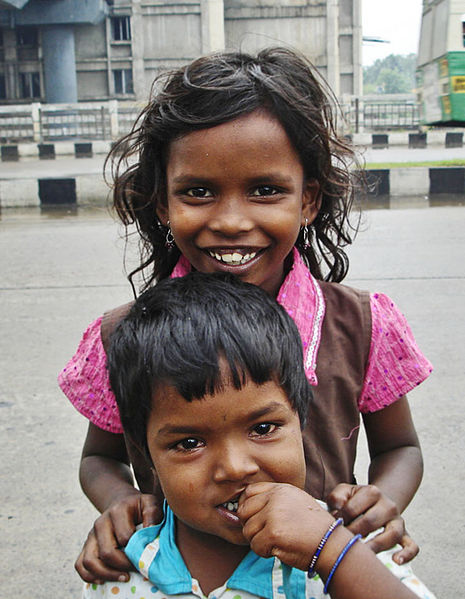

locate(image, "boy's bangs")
[[151, 343, 280, 403], [141, 297, 284, 402]]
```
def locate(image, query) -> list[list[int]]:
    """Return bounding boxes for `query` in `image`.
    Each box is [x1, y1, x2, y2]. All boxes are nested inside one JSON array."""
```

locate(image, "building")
[[0, 0, 362, 105], [417, 0, 465, 124]]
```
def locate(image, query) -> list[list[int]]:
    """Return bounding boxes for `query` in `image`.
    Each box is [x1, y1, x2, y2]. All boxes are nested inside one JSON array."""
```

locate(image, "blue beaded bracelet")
[[323, 533, 362, 594], [307, 518, 344, 578]]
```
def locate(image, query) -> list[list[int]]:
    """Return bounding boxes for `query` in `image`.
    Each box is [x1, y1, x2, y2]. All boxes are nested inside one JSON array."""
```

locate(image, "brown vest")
[[101, 281, 371, 501]]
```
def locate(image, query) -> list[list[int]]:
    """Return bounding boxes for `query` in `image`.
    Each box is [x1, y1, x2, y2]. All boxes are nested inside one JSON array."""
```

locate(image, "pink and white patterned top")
[[58, 249, 432, 434]]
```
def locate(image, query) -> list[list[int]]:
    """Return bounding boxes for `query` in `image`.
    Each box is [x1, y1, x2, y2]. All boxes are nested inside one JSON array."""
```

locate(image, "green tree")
[[363, 53, 416, 94]]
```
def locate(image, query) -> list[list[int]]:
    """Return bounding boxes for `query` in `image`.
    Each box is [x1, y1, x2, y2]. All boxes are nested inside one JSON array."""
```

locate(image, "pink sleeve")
[[57, 317, 123, 434], [358, 293, 433, 413]]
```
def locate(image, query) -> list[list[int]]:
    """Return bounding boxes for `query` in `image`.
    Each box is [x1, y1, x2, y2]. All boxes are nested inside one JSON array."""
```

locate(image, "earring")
[[302, 218, 311, 250], [165, 220, 175, 250]]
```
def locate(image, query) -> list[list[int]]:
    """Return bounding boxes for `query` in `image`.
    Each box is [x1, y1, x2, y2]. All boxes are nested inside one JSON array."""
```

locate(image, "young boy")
[[83, 273, 435, 599]]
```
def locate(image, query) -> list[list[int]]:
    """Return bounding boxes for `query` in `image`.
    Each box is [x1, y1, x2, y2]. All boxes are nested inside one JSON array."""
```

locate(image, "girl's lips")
[[203, 248, 265, 270]]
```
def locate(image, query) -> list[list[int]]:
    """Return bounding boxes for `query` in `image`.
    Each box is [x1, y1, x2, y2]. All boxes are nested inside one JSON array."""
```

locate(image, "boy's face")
[[146, 376, 305, 547]]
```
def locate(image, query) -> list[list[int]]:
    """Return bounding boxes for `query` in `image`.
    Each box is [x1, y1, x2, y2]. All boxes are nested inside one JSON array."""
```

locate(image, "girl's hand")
[[75, 493, 161, 583], [326, 483, 419, 564], [237, 481, 335, 571]]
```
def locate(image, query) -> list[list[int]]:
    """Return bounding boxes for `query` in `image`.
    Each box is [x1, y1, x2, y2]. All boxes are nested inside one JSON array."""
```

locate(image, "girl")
[[58, 47, 432, 583]]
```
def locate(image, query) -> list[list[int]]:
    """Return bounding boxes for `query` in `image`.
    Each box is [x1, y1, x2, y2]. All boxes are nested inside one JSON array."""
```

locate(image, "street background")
[[1, 197, 464, 597]]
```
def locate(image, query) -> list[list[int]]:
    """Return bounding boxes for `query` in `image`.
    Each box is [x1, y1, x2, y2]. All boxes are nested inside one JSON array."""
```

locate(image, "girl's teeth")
[[208, 251, 257, 266]]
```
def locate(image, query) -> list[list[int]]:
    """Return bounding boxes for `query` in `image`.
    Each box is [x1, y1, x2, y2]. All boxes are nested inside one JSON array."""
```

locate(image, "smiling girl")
[[58, 47, 433, 584]]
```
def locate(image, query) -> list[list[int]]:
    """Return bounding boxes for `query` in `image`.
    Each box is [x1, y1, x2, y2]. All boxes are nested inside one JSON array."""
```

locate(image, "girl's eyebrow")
[[170, 173, 295, 185]]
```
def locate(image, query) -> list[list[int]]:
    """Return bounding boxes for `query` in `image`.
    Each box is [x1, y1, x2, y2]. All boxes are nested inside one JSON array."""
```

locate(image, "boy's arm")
[[326, 396, 422, 562], [239, 482, 421, 599], [77, 423, 161, 583]]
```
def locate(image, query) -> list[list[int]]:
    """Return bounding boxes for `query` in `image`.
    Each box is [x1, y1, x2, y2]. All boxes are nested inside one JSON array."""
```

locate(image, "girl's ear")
[[156, 203, 169, 226], [302, 179, 321, 225]]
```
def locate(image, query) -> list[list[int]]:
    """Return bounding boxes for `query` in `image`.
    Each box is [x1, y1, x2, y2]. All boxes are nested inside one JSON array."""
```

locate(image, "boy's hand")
[[75, 493, 161, 584], [237, 482, 334, 571], [326, 483, 419, 564]]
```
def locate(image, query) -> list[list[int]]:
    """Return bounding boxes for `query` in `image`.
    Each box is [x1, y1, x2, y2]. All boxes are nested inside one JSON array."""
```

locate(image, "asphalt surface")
[[1, 201, 463, 597]]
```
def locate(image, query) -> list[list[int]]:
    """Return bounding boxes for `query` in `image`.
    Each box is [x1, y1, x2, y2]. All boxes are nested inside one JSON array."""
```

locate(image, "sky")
[[362, 0, 423, 65]]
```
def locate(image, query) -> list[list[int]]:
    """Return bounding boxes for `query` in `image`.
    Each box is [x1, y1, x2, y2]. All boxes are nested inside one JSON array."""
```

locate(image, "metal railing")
[[0, 98, 422, 143], [0, 100, 141, 143], [341, 98, 420, 132]]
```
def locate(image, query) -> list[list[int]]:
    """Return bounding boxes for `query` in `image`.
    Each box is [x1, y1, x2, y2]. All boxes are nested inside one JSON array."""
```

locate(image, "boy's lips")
[[216, 491, 244, 514]]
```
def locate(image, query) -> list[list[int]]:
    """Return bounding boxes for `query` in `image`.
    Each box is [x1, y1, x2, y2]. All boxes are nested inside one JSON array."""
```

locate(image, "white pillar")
[[131, 0, 146, 99], [42, 25, 78, 103], [352, 0, 363, 97], [201, 0, 225, 53], [326, 0, 340, 97]]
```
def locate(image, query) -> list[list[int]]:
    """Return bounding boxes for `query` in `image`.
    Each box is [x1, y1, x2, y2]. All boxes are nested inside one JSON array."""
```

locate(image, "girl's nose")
[[212, 442, 260, 483], [208, 197, 254, 237]]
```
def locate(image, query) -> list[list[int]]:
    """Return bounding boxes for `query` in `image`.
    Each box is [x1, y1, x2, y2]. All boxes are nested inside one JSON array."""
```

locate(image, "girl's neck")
[[176, 518, 249, 596]]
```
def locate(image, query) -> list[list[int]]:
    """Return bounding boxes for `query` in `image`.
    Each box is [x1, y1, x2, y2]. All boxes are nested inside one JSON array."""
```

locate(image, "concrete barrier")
[[1, 168, 464, 208], [2, 131, 465, 163], [390, 167, 430, 196], [0, 178, 39, 207]]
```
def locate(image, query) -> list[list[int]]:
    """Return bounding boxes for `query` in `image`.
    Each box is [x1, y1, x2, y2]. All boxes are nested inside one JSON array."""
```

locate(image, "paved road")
[[1, 203, 463, 597]]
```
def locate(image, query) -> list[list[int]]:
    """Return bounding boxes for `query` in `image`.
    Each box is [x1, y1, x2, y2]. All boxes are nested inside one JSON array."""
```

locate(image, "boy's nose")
[[208, 197, 254, 236], [212, 443, 259, 482]]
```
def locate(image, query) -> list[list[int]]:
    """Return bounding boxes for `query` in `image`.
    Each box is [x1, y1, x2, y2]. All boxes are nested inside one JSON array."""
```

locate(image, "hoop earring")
[[302, 218, 311, 250], [165, 220, 175, 250]]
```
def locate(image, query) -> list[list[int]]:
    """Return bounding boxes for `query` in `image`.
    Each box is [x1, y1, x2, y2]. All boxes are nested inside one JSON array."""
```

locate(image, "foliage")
[[363, 54, 417, 94]]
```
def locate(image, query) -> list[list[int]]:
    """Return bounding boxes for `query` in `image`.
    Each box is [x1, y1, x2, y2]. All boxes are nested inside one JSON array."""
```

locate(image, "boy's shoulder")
[[122, 505, 311, 599]]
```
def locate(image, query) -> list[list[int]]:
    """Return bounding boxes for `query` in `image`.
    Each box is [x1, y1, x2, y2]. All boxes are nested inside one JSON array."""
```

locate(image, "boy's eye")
[[186, 187, 212, 198], [251, 186, 279, 197], [175, 438, 203, 451], [252, 423, 277, 436]]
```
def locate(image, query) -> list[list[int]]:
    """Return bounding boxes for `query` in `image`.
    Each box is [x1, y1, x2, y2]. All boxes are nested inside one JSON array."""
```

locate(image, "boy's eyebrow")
[[155, 401, 290, 436], [246, 402, 289, 421]]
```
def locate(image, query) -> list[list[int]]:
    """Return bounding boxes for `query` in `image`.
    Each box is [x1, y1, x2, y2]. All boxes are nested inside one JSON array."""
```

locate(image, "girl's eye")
[[175, 438, 203, 451], [251, 186, 279, 197], [186, 188, 212, 198], [252, 423, 277, 436]]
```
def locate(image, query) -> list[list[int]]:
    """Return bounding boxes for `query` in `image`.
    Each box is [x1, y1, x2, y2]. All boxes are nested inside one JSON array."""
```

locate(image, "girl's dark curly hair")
[[106, 46, 362, 293]]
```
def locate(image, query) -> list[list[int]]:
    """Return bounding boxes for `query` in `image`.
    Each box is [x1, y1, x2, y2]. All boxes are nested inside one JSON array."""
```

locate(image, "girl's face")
[[159, 110, 320, 296]]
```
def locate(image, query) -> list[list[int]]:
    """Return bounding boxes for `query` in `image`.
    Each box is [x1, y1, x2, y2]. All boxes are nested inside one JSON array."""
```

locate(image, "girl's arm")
[[327, 396, 422, 562], [79, 423, 137, 511], [76, 423, 161, 583], [363, 395, 423, 511]]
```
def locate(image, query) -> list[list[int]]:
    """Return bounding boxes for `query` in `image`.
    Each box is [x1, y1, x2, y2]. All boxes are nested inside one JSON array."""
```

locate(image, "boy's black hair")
[[108, 272, 313, 455], [107, 47, 362, 294]]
